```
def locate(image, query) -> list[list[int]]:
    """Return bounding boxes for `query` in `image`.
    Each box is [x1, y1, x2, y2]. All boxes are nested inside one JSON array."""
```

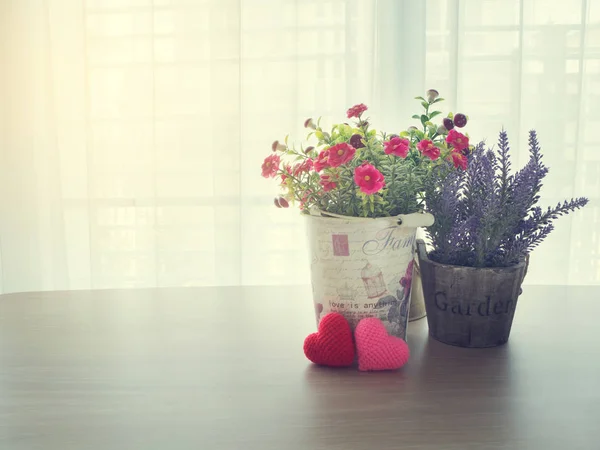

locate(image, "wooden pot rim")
[[416, 239, 528, 273]]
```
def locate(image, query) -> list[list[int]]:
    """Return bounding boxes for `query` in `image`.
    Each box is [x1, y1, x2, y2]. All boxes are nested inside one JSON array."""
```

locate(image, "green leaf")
[[447, 112, 454, 119], [411, 114, 420, 120], [420, 115, 428, 125], [315, 130, 324, 140], [414, 96, 426, 102], [369, 199, 375, 213], [415, 129, 425, 140], [421, 101, 429, 109], [432, 98, 445, 104], [429, 111, 441, 119], [399, 131, 410, 137]]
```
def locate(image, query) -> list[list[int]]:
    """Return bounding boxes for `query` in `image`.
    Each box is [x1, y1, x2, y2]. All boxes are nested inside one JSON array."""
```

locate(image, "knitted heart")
[[303, 313, 355, 367], [355, 318, 410, 371]]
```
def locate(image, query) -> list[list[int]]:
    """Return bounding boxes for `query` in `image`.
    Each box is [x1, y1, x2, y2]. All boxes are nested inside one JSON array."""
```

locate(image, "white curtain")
[[0, 0, 597, 293]]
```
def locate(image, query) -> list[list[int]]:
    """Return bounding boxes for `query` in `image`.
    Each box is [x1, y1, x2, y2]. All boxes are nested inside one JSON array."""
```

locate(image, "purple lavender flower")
[[424, 130, 588, 267]]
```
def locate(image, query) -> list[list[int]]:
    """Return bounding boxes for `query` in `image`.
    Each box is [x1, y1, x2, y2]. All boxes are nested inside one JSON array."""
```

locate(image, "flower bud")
[[278, 197, 289, 208], [453, 113, 467, 128], [271, 140, 286, 152], [304, 118, 317, 130], [321, 132, 331, 141], [426, 89, 439, 103], [349, 134, 365, 149], [304, 146, 315, 154], [437, 124, 448, 135], [407, 126, 419, 133], [443, 118, 454, 131], [274, 198, 281, 208]]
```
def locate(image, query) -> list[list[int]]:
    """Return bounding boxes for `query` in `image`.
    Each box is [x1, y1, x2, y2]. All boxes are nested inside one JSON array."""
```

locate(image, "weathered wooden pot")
[[416, 240, 528, 348]]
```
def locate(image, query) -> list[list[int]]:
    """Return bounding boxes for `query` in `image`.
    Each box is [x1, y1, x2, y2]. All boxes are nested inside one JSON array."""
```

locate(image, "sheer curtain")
[[0, 0, 597, 293]]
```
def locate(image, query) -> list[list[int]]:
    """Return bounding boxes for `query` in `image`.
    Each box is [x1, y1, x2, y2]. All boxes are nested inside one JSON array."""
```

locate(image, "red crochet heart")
[[304, 313, 355, 367]]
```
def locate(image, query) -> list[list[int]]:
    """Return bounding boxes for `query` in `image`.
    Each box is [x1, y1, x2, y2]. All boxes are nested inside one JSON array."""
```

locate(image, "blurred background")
[[0, 0, 597, 293]]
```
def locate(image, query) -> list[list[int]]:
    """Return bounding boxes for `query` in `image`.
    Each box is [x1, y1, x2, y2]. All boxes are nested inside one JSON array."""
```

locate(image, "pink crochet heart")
[[355, 318, 410, 371]]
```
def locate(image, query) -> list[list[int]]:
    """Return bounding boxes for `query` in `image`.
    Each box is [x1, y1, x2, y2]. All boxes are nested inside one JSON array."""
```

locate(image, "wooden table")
[[0, 286, 598, 450]]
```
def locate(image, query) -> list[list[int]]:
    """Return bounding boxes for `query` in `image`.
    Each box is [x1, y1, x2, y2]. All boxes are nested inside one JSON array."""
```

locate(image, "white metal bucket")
[[305, 210, 434, 340]]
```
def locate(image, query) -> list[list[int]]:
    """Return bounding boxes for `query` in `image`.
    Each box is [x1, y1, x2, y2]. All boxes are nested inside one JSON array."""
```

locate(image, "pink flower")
[[417, 139, 440, 160], [313, 150, 329, 172], [261, 154, 280, 178], [383, 137, 410, 158], [319, 174, 337, 192], [354, 163, 385, 195], [445, 129, 469, 152], [346, 103, 368, 119], [299, 190, 314, 210], [280, 164, 292, 185], [449, 151, 468, 170], [293, 158, 313, 176], [327, 143, 356, 167]]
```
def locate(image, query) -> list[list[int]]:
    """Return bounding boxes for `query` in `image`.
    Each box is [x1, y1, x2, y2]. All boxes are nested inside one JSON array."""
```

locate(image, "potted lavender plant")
[[417, 130, 588, 348]]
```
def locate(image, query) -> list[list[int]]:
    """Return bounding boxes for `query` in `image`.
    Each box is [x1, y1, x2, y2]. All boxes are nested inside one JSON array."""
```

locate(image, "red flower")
[[261, 154, 280, 178], [449, 151, 468, 170], [346, 103, 368, 119], [280, 164, 292, 185], [313, 150, 330, 172], [445, 129, 469, 152], [319, 174, 337, 192], [293, 158, 313, 176], [327, 143, 356, 167], [417, 139, 440, 161], [384, 137, 410, 158], [354, 163, 385, 195]]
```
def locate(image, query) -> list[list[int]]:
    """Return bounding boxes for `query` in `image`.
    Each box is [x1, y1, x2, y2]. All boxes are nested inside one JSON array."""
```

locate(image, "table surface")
[[0, 286, 599, 450]]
